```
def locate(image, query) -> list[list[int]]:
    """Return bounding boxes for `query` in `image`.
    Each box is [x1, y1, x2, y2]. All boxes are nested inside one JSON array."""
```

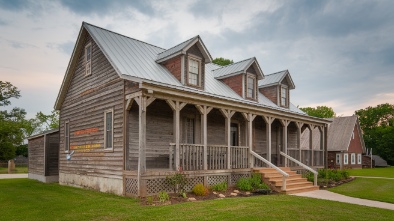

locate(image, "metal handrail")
[[280, 151, 318, 186], [251, 150, 289, 191]]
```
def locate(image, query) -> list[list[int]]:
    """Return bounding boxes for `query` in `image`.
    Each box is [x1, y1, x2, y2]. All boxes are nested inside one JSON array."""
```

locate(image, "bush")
[[304, 169, 350, 184], [236, 173, 270, 191], [158, 191, 169, 203], [236, 178, 253, 191], [211, 181, 228, 192], [166, 172, 187, 194], [192, 184, 209, 196]]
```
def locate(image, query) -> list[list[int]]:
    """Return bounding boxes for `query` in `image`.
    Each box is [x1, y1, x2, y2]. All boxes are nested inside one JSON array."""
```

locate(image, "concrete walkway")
[[0, 174, 28, 179], [292, 190, 394, 211]]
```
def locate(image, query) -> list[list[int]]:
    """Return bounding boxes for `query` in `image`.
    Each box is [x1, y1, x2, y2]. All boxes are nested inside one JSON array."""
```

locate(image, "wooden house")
[[302, 116, 366, 169], [27, 129, 60, 183], [54, 22, 330, 197]]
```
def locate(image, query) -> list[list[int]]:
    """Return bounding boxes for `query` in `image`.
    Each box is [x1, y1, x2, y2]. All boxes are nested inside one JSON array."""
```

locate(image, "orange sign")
[[74, 128, 99, 136], [70, 143, 101, 150]]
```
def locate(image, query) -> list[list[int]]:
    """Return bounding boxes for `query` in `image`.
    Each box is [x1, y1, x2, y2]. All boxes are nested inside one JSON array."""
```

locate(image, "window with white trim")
[[344, 154, 348, 165], [357, 154, 362, 164], [188, 58, 199, 86], [85, 43, 92, 76], [351, 153, 356, 164], [185, 118, 195, 144], [281, 86, 287, 106], [247, 75, 256, 99], [336, 153, 340, 165], [104, 109, 113, 149], [65, 121, 70, 152]]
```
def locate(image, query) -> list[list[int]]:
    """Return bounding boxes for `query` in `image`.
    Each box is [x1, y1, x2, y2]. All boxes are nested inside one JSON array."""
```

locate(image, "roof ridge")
[[265, 70, 288, 76], [157, 35, 199, 55], [82, 21, 166, 50], [212, 57, 255, 71]]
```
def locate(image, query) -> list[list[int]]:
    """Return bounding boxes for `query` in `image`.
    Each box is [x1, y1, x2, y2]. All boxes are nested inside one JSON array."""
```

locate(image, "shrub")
[[192, 183, 209, 196], [146, 196, 153, 205], [250, 173, 262, 188], [256, 182, 270, 190], [211, 181, 228, 192], [305, 169, 350, 185], [158, 191, 169, 203], [166, 171, 187, 194], [236, 178, 253, 191]]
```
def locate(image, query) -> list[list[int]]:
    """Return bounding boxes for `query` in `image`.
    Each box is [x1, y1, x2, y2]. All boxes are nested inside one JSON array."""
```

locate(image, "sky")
[[1, 0, 393, 119]]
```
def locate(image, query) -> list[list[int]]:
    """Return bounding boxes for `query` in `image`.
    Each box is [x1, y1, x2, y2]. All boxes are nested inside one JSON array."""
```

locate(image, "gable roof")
[[258, 70, 295, 89], [212, 57, 264, 80], [371, 155, 389, 167], [54, 22, 322, 120], [156, 35, 212, 63]]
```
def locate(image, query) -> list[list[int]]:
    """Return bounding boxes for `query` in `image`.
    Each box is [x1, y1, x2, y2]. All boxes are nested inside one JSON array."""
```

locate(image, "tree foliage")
[[355, 103, 394, 165], [212, 57, 234, 66], [299, 106, 336, 118], [0, 81, 26, 160]]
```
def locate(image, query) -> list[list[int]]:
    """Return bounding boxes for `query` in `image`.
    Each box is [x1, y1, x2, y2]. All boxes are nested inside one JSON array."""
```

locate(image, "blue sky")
[[1, 0, 393, 118]]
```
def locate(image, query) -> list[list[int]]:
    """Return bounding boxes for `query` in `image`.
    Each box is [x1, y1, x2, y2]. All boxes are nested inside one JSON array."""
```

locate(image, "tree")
[[212, 57, 233, 66], [355, 103, 394, 165], [35, 110, 59, 132], [0, 81, 26, 160], [299, 106, 336, 118]]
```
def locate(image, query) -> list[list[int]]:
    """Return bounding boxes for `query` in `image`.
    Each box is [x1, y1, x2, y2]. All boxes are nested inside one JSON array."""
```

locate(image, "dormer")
[[156, 36, 212, 90], [258, 70, 295, 108], [213, 57, 264, 101]]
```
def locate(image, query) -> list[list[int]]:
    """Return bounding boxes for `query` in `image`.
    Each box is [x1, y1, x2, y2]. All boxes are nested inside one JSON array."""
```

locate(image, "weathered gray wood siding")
[[207, 109, 225, 145], [59, 33, 124, 179], [28, 136, 45, 175], [46, 132, 60, 176]]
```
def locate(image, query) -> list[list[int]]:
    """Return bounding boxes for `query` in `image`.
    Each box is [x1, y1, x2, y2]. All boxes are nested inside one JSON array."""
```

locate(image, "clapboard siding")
[[28, 136, 45, 175], [207, 109, 226, 145], [46, 132, 60, 176], [59, 33, 124, 179]]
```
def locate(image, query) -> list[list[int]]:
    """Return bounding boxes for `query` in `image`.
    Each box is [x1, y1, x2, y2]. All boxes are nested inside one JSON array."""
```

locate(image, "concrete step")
[[284, 186, 319, 194]]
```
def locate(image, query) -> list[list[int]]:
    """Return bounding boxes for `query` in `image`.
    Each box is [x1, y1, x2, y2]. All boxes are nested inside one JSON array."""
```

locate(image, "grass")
[[348, 167, 394, 178], [0, 166, 28, 174], [0, 179, 393, 220], [330, 177, 394, 204]]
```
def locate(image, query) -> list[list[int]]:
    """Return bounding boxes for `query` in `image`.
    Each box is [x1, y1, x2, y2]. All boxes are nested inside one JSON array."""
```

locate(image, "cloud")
[[47, 41, 75, 55]]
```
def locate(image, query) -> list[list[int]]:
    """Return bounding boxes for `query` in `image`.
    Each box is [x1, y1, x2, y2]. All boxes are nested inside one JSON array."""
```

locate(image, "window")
[[351, 131, 354, 139], [351, 153, 356, 164], [230, 123, 239, 146], [357, 154, 362, 164], [185, 118, 195, 144], [336, 153, 340, 165], [344, 154, 348, 165], [188, 58, 199, 86], [85, 43, 92, 76], [65, 121, 69, 152], [281, 86, 287, 106], [104, 109, 113, 149], [247, 76, 256, 99]]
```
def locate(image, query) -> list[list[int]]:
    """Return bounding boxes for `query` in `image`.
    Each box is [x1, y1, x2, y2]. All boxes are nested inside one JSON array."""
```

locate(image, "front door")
[[230, 123, 239, 146]]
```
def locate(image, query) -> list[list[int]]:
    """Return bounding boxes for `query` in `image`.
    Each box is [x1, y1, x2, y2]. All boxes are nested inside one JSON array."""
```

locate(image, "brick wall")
[[259, 85, 278, 105], [163, 55, 182, 82], [221, 74, 243, 97], [348, 125, 363, 153]]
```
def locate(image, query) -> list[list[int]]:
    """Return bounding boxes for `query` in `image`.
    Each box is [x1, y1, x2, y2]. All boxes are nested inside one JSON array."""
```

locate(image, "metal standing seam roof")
[[56, 22, 310, 117], [212, 57, 263, 79], [156, 36, 198, 61], [258, 70, 295, 89]]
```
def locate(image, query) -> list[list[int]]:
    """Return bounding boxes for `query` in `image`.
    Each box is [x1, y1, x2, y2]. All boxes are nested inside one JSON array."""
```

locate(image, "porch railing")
[[280, 151, 318, 186], [251, 150, 289, 191]]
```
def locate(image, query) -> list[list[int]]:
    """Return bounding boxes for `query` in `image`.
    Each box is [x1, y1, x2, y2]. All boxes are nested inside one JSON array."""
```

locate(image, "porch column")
[[319, 126, 324, 167], [219, 109, 235, 169], [263, 116, 274, 163], [308, 125, 315, 167], [280, 119, 290, 167], [196, 105, 212, 170], [243, 113, 256, 168], [166, 100, 186, 171], [324, 124, 328, 169], [296, 122, 304, 163]]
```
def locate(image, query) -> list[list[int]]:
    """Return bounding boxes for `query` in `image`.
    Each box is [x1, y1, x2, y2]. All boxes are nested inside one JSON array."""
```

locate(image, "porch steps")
[[253, 167, 319, 194]]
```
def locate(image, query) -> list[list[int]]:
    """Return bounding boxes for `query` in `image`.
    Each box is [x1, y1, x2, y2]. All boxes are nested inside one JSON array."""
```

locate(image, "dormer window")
[[246, 75, 256, 99], [85, 43, 92, 76], [281, 85, 287, 106], [188, 57, 201, 86]]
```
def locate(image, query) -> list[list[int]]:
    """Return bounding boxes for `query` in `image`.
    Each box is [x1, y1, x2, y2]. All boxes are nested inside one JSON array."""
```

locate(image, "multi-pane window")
[[281, 86, 287, 106], [104, 110, 113, 149], [336, 153, 340, 165], [188, 58, 199, 85], [357, 154, 362, 164], [247, 76, 255, 99], [185, 118, 195, 144], [85, 43, 92, 76], [65, 122, 69, 152], [351, 153, 356, 164], [344, 154, 348, 165]]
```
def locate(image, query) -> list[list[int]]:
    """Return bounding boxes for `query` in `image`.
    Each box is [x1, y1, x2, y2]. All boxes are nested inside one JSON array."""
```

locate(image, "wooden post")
[[296, 122, 304, 163], [219, 109, 235, 169], [308, 125, 315, 167], [263, 116, 274, 163], [166, 100, 186, 171], [324, 124, 328, 169], [246, 113, 256, 168], [280, 119, 290, 167], [196, 105, 212, 170]]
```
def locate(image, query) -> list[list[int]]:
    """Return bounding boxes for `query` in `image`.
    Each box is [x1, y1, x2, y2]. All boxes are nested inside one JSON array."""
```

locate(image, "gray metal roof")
[[156, 36, 198, 61], [212, 57, 263, 80], [27, 128, 59, 140], [372, 155, 389, 167], [259, 70, 295, 89]]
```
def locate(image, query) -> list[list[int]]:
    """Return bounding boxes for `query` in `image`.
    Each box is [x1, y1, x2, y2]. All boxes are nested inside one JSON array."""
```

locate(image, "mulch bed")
[[318, 177, 356, 189]]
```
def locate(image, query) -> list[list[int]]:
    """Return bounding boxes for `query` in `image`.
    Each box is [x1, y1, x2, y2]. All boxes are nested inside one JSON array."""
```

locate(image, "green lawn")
[[330, 178, 394, 204], [0, 166, 28, 174], [349, 167, 394, 178], [0, 179, 393, 221]]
